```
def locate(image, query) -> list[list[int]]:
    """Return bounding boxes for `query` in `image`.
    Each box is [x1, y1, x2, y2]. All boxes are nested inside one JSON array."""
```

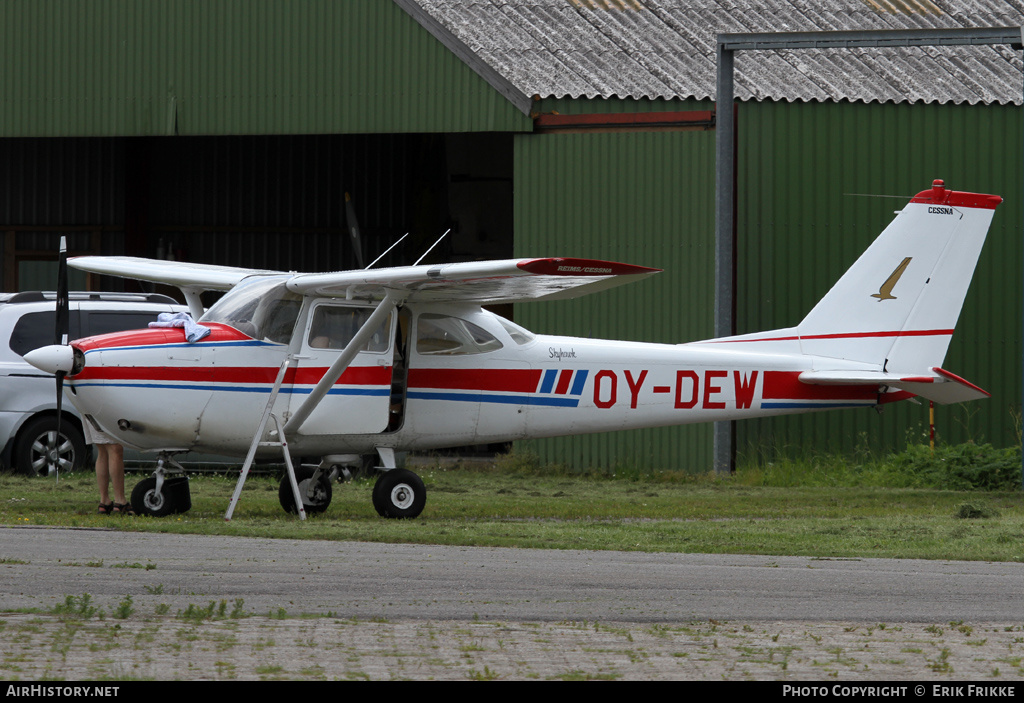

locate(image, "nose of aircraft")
[[23, 344, 75, 375]]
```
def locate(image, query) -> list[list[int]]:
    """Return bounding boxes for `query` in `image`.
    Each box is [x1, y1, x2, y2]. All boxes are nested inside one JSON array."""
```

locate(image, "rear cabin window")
[[496, 316, 535, 345], [415, 314, 503, 355]]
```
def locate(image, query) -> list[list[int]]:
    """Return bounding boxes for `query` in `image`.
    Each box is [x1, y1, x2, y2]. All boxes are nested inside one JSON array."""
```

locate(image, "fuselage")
[[62, 300, 898, 460]]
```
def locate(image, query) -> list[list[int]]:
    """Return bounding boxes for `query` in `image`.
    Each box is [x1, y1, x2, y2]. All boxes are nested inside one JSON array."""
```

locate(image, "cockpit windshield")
[[200, 276, 302, 344]]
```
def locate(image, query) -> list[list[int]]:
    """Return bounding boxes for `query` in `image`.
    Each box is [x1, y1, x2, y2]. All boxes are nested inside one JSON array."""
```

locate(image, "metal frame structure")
[[714, 27, 1024, 474]]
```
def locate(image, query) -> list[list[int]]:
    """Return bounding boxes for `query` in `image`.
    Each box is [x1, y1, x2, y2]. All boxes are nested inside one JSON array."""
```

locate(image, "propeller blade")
[[345, 192, 365, 269], [52, 236, 69, 479], [55, 236, 69, 346], [52, 371, 66, 477]]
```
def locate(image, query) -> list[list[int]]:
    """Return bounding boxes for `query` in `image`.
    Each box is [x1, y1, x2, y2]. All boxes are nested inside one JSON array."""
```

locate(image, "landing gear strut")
[[278, 465, 333, 515]]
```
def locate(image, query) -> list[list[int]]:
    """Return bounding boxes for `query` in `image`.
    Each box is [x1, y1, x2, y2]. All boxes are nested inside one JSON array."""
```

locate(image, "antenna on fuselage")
[[365, 232, 410, 270], [413, 229, 451, 266]]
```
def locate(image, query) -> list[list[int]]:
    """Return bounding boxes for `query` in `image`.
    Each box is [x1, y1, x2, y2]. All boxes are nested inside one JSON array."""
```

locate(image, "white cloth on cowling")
[[148, 312, 211, 343]]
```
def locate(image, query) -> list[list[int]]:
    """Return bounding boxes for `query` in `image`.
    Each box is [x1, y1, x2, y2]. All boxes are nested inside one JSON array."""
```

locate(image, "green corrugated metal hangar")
[[2, 0, 1022, 470]]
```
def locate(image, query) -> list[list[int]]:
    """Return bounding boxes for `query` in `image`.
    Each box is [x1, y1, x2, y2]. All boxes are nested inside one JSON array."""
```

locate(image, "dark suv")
[[0, 291, 186, 475]]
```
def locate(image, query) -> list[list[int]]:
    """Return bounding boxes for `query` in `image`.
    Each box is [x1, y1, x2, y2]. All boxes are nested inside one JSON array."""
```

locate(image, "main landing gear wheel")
[[372, 468, 426, 519], [131, 476, 192, 517], [279, 466, 333, 515]]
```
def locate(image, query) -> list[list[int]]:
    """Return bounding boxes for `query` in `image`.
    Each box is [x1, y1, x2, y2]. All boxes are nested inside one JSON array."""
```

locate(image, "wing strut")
[[283, 290, 404, 436], [181, 287, 205, 321]]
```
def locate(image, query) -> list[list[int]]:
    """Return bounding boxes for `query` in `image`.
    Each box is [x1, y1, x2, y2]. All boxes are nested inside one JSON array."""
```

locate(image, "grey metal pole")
[[714, 38, 735, 474], [714, 28, 1023, 477]]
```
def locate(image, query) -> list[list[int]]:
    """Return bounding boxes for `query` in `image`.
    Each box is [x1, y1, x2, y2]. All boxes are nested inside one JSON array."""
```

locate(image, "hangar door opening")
[[0, 133, 514, 292]]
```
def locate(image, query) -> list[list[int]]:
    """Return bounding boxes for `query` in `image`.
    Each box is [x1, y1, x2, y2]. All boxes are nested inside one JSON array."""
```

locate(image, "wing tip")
[[517, 258, 661, 276]]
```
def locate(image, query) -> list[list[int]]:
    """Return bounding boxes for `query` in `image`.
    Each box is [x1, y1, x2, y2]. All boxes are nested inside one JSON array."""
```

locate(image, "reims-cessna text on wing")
[[24, 180, 1001, 520]]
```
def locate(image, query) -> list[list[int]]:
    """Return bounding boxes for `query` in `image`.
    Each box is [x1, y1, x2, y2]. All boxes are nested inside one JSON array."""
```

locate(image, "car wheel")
[[12, 415, 86, 477]]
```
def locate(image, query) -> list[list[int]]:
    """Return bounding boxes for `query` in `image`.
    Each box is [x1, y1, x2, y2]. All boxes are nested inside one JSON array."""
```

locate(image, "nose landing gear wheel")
[[372, 468, 426, 519], [131, 476, 191, 517]]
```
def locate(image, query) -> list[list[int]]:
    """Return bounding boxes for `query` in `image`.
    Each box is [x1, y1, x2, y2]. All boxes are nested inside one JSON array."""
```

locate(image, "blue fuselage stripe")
[[408, 390, 579, 407], [539, 369, 557, 394], [569, 369, 589, 395], [72, 381, 388, 396], [72, 381, 576, 406]]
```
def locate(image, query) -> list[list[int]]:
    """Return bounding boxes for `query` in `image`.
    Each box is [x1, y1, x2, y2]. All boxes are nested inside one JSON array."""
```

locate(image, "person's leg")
[[95, 445, 112, 510], [108, 445, 126, 505]]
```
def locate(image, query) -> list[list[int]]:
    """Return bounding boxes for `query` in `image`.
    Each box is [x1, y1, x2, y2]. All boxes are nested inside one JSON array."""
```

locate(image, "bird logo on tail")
[[871, 257, 912, 301]]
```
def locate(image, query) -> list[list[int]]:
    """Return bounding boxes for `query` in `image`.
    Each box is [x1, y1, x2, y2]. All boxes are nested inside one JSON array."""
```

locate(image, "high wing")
[[286, 258, 661, 303], [70, 256, 661, 305], [70, 256, 275, 291]]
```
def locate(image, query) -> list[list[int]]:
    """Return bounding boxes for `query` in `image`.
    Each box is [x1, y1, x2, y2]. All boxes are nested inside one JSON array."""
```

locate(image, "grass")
[[0, 442, 1021, 561], [3, 439, 1022, 682]]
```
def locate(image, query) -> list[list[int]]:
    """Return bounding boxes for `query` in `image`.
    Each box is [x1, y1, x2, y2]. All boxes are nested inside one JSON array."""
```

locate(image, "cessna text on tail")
[[24, 180, 1001, 519]]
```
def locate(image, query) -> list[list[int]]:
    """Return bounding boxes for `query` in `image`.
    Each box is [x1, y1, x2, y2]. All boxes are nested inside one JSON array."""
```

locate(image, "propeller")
[[23, 237, 75, 478], [52, 236, 69, 478], [345, 191, 365, 269]]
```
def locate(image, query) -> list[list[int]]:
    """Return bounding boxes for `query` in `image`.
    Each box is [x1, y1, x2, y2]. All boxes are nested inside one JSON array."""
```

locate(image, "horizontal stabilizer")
[[799, 367, 989, 405]]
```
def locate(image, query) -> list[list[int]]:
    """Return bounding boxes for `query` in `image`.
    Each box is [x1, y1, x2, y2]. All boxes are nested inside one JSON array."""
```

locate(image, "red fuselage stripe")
[[763, 371, 878, 401], [407, 368, 542, 393], [710, 329, 953, 344], [73, 365, 392, 386]]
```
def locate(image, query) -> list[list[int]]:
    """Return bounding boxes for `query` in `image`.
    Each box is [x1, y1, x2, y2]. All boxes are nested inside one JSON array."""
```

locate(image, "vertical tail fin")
[[796, 180, 1001, 372]]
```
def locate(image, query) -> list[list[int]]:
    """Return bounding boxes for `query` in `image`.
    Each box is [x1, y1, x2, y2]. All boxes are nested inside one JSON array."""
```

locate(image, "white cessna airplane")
[[25, 180, 1001, 520]]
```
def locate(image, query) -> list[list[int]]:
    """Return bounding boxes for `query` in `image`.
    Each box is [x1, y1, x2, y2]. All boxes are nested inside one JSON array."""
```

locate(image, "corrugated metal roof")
[[409, 0, 1024, 105]]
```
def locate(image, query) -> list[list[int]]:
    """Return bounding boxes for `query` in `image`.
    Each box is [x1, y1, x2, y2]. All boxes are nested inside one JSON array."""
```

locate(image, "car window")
[[8, 311, 81, 357], [83, 311, 164, 338]]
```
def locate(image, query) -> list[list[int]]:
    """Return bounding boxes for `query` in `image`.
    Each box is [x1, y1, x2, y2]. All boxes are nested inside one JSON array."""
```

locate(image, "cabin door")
[[289, 302, 395, 435]]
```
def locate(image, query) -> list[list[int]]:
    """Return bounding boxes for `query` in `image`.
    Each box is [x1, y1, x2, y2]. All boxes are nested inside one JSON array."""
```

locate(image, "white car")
[[0, 291, 187, 475]]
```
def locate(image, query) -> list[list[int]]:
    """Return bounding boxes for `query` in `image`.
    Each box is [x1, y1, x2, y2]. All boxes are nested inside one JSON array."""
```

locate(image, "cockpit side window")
[[258, 297, 302, 344], [307, 305, 391, 352], [415, 313, 503, 355]]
